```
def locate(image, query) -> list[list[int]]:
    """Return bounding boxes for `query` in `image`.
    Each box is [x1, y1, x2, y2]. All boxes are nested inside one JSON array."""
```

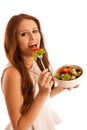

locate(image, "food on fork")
[[31, 46, 45, 61]]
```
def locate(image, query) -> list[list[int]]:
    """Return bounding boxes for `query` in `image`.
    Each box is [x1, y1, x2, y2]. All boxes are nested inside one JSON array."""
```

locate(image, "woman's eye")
[[21, 32, 28, 36], [33, 30, 39, 33], [19, 30, 39, 37]]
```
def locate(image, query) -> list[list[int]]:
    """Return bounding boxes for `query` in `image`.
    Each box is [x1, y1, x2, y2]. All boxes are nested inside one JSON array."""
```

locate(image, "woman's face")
[[17, 19, 41, 57]]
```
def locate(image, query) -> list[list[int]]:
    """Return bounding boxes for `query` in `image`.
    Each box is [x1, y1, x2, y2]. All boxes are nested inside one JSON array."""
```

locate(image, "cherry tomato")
[[32, 47, 40, 51], [60, 67, 71, 73]]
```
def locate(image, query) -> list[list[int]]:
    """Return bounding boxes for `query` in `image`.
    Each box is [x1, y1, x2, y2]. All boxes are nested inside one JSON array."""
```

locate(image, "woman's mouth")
[[29, 43, 37, 48]]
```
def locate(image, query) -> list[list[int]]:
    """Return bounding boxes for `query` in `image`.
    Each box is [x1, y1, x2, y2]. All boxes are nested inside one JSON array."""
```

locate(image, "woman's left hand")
[[67, 84, 79, 91], [50, 84, 79, 97]]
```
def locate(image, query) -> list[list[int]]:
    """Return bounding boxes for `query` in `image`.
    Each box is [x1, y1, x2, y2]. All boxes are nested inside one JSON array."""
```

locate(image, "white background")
[[0, 0, 87, 130]]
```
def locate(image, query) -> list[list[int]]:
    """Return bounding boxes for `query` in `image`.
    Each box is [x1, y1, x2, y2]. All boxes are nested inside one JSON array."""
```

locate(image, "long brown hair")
[[4, 13, 50, 114]]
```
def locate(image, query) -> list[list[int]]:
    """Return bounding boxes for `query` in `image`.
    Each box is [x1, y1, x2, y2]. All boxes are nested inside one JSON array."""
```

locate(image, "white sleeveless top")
[[4, 61, 62, 130]]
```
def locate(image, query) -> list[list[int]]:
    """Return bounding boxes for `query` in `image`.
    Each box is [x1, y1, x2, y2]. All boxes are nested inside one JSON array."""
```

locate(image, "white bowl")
[[54, 65, 83, 88]]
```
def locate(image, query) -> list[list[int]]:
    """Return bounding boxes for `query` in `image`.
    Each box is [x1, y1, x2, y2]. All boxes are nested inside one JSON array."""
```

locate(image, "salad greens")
[[55, 65, 82, 81], [32, 47, 45, 61]]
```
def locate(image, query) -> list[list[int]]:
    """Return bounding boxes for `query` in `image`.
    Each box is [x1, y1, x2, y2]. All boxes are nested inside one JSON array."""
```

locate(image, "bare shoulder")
[[3, 66, 21, 79], [1, 66, 22, 94]]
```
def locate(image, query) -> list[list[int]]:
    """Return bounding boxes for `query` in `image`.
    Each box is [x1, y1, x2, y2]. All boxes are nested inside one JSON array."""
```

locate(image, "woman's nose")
[[29, 33, 34, 40]]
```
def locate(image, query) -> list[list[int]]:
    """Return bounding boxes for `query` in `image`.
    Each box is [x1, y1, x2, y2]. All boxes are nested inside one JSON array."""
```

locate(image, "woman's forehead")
[[18, 19, 38, 31]]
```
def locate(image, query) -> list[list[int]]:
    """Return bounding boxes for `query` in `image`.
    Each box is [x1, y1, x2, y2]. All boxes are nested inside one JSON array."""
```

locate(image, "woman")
[[1, 13, 78, 130]]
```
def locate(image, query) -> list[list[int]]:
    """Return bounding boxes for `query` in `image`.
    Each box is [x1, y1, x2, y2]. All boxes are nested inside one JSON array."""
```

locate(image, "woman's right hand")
[[38, 69, 54, 96]]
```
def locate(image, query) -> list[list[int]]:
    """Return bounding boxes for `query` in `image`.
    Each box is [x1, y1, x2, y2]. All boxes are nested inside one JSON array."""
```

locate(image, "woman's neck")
[[23, 56, 34, 69]]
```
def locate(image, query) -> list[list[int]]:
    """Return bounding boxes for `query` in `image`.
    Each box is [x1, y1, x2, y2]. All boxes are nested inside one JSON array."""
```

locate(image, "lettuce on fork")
[[32, 47, 45, 61]]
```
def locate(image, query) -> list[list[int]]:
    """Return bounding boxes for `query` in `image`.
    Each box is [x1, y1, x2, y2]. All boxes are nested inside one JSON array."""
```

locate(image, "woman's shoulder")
[[3, 66, 21, 78], [1, 63, 21, 80], [1, 63, 21, 93]]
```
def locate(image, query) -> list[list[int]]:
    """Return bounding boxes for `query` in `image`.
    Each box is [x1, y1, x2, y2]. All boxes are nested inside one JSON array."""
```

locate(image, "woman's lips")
[[29, 43, 37, 48]]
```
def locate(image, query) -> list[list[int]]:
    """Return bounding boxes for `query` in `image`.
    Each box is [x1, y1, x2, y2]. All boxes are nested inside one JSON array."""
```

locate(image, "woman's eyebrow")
[[18, 27, 38, 33]]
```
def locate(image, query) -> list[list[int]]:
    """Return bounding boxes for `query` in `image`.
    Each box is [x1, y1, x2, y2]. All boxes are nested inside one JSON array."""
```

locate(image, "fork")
[[38, 55, 46, 70], [38, 55, 54, 76]]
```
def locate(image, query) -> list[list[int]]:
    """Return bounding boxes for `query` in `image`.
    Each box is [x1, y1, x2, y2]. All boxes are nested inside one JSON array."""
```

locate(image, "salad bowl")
[[54, 64, 83, 88]]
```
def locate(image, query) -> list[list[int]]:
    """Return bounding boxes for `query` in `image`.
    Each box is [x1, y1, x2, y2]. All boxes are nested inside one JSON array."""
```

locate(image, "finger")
[[41, 69, 48, 75], [67, 88, 73, 91], [73, 84, 79, 88], [41, 72, 52, 83], [39, 69, 48, 80], [49, 80, 54, 88], [45, 75, 53, 83]]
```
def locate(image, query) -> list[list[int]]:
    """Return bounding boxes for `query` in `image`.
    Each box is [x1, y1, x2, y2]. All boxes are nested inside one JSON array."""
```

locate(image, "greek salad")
[[55, 65, 83, 81]]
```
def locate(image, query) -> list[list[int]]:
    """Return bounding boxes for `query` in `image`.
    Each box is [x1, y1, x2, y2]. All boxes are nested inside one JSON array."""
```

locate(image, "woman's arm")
[[2, 67, 52, 130], [50, 84, 65, 97], [17, 93, 48, 130]]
